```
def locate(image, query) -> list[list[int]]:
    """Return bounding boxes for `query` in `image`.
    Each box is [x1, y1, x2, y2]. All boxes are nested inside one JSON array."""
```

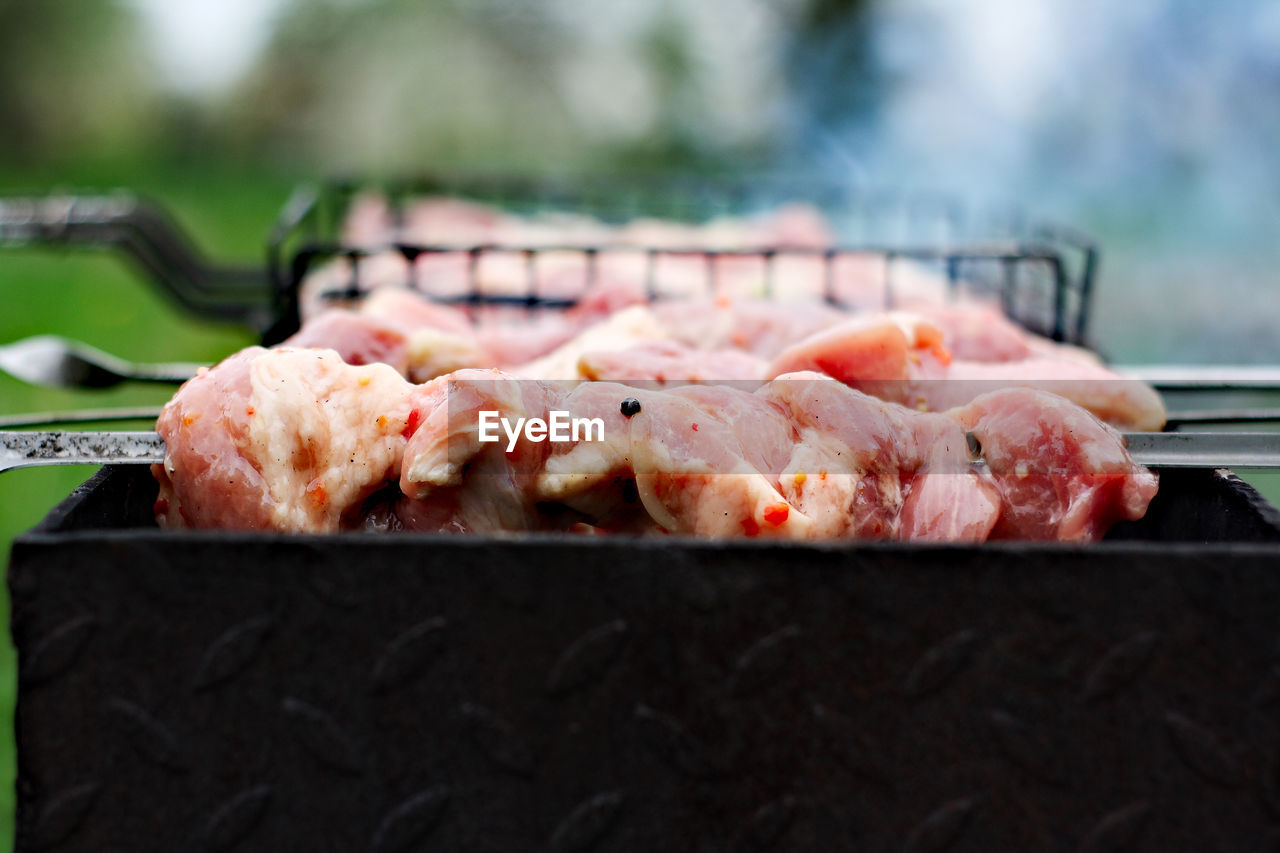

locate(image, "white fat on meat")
[[768, 311, 1167, 431], [903, 300, 1103, 366], [155, 347, 419, 532], [536, 381, 639, 513], [626, 393, 816, 538], [358, 289, 490, 381], [514, 305, 670, 381], [578, 340, 766, 385], [398, 370, 570, 532], [284, 288, 490, 382], [767, 312, 949, 383], [653, 297, 850, 358], [762, 372, 1001, 541], [283, 310, 413, 375]]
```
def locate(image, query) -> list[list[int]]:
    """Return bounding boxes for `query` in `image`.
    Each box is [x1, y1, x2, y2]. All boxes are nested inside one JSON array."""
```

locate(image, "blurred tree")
[[0, 0, 158, 166], [221, 0, 580, 173], [774, 0, 878, 169], [219, 0, 794, 175]]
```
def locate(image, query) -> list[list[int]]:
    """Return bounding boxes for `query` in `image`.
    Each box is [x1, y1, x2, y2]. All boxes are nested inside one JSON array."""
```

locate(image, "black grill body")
[[9, 465, 1280, 851]]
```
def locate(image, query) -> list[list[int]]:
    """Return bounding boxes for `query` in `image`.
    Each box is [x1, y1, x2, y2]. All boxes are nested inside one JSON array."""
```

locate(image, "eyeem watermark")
[[478, 410, 606, 452]]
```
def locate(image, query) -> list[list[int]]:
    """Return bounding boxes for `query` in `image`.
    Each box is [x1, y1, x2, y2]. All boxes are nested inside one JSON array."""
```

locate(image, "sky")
[[127, 0, 288, 94]]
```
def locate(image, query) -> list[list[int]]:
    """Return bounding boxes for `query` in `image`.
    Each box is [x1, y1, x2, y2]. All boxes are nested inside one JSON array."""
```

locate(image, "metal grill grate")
[[267, 176, 1098, 347]]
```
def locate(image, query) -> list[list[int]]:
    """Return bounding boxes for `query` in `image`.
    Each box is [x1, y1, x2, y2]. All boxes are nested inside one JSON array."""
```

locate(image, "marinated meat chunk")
[[578, 340, 766, 385], [767, 312, 1167, 431], [653, 297, 850, 358], [155, 347, 421, 532], [283, 311, 412, 375], [950, 388, 1160, 540], [626, 392, 817, 538], [154, 344, 1158, 541], [761, 372, 1000, 541]]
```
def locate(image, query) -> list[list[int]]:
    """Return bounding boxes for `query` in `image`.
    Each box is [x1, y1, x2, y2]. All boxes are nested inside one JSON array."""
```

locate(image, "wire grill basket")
[[268, 175, 1098, 346]]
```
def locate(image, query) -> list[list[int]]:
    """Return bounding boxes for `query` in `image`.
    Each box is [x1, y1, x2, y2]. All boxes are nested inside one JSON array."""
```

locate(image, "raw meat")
[[154, 348, 422, 532], [767, 311, 1167, 431]]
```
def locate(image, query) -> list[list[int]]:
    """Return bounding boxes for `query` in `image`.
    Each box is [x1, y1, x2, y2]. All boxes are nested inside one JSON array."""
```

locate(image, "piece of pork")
[[513, 305, 671, 381], [905, 301, 1104, 366], [653, 297, 850, 358], [155, 355, 1157, 543], [283, 310, 412, 376], [761, 373, 1001, 541], [624, 392, 817, 538], [474, 276, 648, 366], [767, 312, 1167, 431], [284, 288, 490, 382], [578, 340, 766, 385], [154, 348, 421, 532], [949, 388, 1160, 541], [508, 372, 1151, 542], [398, 369, 579, 532], [396, 373, 816, 539]]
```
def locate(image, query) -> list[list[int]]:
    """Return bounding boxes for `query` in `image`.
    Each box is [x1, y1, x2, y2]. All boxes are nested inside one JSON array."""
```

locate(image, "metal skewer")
[[4, 429, 1280, 475], [1116, 365, 1280, 391], [1, 431, 167, 473], [1164, 409, 1280, 428], [0, 335, 201, 389], [0, 406, 164, 429]]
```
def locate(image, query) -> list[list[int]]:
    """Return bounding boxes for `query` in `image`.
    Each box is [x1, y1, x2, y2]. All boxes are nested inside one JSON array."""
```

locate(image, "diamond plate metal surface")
[[24, 783, 99, 852], [368, 617, 448, 695], [192, 616, 275, 692], [20, 614, 95, 687], [1082, 631, 1160, 702], [107, 698, 188, 773], [370, 787, 449, 853], [548, 790, 626, 853], [546, 619, 628, 697], [1076, 801, 1151, 853], [192, 785, 273, 853], [281, 697, 366, 776], [904, 797, 979, 853], [10, 465, 1280, 850], [902, 629, 979, 699]]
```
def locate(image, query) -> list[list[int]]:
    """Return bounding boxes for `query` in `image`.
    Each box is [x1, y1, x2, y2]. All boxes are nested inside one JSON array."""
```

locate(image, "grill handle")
[[0, 194, 275, 331]]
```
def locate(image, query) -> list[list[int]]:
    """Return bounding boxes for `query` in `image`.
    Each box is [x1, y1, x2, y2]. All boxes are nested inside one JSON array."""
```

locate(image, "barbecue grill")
[[5, 178, 1280, 851]]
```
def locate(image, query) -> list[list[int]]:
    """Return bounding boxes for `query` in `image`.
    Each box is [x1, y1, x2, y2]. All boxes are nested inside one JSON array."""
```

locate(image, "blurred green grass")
[[0, 161, 292, 851]]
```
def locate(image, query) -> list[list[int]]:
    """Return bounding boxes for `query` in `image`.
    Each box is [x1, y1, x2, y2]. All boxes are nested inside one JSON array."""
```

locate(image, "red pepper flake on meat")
[[763, 502, 790, 526], [741, 516, 760, 537], [402, 408, 423, 438], [245, 406, 255, 416], [691, 422, 699, 431], [376, 415, 388, 430], [306, 479, 327, 509], [154, 498, 169, 515], [182, 414, 200, 428]]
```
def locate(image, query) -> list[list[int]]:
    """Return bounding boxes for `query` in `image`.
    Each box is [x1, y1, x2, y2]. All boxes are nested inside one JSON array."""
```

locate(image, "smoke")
[[782, 0, 1280, 360]]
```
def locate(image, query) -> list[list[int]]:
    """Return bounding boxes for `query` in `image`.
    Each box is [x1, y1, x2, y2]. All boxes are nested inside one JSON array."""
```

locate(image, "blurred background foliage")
[[3, 0, 1277, 367], [3, 0, 1280, 848]]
